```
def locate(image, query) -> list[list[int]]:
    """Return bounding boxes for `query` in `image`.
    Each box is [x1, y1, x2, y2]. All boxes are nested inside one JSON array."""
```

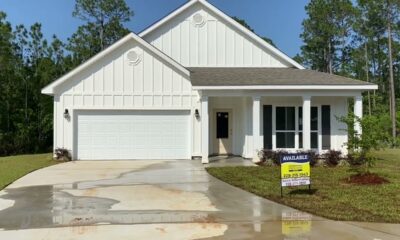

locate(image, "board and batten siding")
[[54, 40, 202, 157], [144, 4, 289, 67]]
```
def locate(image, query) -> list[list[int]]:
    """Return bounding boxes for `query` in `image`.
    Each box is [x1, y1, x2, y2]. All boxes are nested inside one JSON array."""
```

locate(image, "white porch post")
[[252, 96, 261, 162], [302, 95, 311, 150], [201, 95, 209, 164], [354, 95, 363, 135]]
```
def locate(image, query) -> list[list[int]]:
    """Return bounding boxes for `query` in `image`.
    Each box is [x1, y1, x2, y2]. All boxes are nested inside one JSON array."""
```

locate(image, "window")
[[276, 107, 295, 148], [299, 107, 319, 149]]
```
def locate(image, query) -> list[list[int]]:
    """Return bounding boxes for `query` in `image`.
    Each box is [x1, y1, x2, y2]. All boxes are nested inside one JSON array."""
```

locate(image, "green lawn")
[[0, 153, 58, 190], [206, 149, 400, 223]]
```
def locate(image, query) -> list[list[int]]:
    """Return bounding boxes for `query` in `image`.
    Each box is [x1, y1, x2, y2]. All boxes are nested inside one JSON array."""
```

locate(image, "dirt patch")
[[344, 173, 389, 185]]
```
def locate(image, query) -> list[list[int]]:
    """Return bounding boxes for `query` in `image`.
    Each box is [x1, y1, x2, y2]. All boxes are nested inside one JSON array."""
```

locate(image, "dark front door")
[[215, 111, 232, 154]]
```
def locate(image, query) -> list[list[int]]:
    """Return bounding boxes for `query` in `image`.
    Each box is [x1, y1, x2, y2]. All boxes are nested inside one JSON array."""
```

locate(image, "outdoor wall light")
[[64, 109, 70, 119], [195, 109, 200, 119]]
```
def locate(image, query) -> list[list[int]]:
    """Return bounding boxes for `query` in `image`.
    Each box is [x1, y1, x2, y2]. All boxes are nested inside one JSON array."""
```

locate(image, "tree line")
[[0, 0, 399, 156], [296, 0, 400, 143], [0, 0, 133, 155]]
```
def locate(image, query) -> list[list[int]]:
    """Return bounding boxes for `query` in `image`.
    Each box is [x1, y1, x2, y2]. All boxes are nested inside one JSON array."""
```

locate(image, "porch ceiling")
[[188, 67, 376, 87]]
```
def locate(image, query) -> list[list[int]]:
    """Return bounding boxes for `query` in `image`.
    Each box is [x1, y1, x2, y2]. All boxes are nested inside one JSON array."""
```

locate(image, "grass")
[[206, 149, 400, 223], [0, 153, 58, 190]]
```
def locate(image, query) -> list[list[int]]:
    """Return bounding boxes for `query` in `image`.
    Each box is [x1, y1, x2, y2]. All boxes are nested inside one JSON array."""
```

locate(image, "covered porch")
[[188, 67, 376, 164], [199, 92, 363, 164]]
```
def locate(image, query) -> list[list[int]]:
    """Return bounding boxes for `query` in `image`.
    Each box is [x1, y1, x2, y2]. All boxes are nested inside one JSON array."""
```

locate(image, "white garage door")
[[76, 110, 190, 160]]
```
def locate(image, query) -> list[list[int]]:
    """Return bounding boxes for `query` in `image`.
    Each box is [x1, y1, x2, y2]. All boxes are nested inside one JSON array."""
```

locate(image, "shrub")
[[297, 150, 319, 167], [338, 159, 350, 167], [347, 152, 365, 166], [338, 113, 391, 152], [54, 148, 71, 161], [258, 149, 273, 162], [271, 150, 289, 166], [347, 152, 377, 173], [259, 149, 289, 166], [323, 150, 342, 166], [338, 113, 389, 174]]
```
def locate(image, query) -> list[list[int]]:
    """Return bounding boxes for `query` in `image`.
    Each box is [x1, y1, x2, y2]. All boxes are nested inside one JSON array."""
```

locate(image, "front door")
[[214, 111, 232, 155]]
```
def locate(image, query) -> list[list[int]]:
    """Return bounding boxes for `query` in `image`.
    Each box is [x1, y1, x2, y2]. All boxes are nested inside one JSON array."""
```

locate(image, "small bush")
[[297, 150, 319, 167], [271, 150, 289, 166], [347, 152, 377, 173], [323, 150, 342, 166], [259, 149, 274, 162], [54, 148, 71, 161], [347, 152, 366, 166], [259, 149, 289, 166], [337, 159, 350, 167]]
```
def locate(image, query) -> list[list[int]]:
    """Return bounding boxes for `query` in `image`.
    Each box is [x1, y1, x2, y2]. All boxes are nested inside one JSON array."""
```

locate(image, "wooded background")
[[0, 0, 398, 156]]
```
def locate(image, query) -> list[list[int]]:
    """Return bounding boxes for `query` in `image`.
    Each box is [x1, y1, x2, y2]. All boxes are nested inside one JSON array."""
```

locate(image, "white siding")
[[54, 40, 202, 158], [144, 4, 289, 67]]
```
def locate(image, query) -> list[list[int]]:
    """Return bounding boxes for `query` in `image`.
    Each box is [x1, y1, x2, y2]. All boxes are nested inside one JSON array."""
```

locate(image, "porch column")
[[302, 95, 311, 150], [354, 95, 363, 135], [201, 95, 209, 164], [252, 96, 261, 162]]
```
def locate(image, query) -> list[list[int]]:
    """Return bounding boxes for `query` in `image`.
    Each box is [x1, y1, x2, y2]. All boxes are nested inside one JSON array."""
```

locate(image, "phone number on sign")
[[281, 178, 310, 187], [282, 172, 310, 178]]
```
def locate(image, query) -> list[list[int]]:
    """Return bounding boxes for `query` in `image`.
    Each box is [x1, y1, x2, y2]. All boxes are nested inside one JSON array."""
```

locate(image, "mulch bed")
[[345, 173, 389, 185]]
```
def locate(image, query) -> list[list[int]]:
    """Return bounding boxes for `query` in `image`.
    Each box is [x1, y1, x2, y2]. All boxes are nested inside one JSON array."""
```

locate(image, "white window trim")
[[272, 104, 323, 152]]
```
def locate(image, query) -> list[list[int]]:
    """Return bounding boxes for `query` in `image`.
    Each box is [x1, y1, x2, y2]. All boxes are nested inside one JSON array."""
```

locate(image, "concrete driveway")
[[0, 158, 399, 240]]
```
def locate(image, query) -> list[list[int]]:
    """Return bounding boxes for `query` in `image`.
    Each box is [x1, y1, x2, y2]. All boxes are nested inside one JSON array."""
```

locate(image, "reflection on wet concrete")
[[0, 158, 399, 239], [281, 211, 312, 239]]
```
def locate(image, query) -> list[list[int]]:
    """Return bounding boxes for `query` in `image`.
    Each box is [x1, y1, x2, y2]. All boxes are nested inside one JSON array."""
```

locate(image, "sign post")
[[280, 153, 311, 197]]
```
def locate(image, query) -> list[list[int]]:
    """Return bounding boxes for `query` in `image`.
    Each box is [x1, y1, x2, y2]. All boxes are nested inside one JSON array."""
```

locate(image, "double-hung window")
[[275, 107, 296, 148], [299, 107, 319, 149]]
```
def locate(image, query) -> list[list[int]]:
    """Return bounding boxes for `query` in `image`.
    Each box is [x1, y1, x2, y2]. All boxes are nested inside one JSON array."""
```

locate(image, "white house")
[[42, 0, 377, 163]]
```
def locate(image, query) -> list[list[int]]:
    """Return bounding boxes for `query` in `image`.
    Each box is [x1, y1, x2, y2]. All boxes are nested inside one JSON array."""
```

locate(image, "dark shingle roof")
[[188, 67, 374, 86]]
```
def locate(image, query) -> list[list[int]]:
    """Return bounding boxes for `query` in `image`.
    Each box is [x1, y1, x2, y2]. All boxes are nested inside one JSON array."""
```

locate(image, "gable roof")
[[139, 0, 305, 70], [189, 67, 378, 90], [42, 32, 190, 95]]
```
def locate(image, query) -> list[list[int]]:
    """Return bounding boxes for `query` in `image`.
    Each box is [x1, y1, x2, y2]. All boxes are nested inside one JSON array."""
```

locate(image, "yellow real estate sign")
[[280, 154, 310, 187]]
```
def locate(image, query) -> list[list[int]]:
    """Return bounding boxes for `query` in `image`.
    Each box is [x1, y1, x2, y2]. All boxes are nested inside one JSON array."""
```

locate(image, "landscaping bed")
[[206, 149, 400, 223], [0, 153, 58, 190]]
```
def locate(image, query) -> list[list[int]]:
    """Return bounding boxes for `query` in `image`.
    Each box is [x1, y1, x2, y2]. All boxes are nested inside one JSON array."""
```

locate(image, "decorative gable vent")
[[192, 13, 205, 27], [126, 50, 141, 65]]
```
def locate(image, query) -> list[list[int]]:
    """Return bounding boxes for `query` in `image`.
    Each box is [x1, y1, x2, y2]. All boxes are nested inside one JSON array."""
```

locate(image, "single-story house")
[[42, 0, 377, 163]]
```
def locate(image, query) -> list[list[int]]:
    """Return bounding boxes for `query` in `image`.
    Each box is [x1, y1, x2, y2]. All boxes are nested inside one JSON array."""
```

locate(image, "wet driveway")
[[0, 157, 399, 239]]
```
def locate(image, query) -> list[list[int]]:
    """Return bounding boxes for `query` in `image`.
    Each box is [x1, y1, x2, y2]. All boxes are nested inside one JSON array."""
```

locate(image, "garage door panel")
[[76, 110, 190, 160]]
